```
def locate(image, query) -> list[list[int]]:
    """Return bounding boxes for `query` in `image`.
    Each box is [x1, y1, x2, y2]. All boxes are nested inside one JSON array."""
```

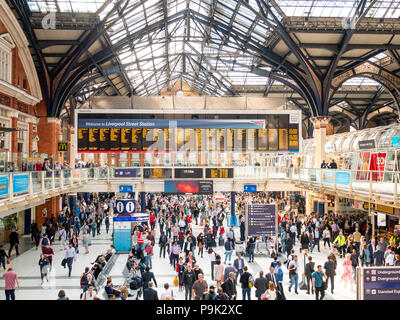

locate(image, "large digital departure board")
[[76, 110, 301, 153]]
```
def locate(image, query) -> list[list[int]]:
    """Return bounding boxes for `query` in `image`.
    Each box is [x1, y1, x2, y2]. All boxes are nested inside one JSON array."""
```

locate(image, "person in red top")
[[3, 267, 19, 300], [186, 214, 192, 225], [42, 245, 55, 271], [144, 241, 153, 269], [150, 213, 156, 230]]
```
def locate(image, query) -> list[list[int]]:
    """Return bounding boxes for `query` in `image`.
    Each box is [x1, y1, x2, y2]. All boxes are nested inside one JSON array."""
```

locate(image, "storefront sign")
[[363, 202, 374, 210], [359, 139, 376, 149], [57, 142, 68, 152], [376, 204, 394, 215], [361, 267, 400, 300]]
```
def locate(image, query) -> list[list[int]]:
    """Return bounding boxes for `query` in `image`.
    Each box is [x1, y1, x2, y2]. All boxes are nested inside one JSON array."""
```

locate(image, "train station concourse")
[[1, 0, 400, 306]]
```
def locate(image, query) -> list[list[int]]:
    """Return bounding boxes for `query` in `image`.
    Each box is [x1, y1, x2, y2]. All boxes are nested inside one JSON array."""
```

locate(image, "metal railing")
[[1, 166, 400, 205]]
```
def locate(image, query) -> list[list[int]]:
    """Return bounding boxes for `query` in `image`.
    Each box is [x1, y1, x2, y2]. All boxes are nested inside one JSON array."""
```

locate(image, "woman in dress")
[[341, 253, 355, 291], [197, 233, 204, 258], [214, 259, 224, 289], [82, 229, 90, 254]]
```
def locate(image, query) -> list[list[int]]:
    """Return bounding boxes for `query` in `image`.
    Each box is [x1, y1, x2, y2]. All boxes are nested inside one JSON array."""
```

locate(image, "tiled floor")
[[0, 217, 357, 300]]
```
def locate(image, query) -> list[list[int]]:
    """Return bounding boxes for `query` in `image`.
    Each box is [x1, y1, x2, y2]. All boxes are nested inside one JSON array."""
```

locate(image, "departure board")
[[143, 168, 172, 179], [76, 112, 301, 153], [206, 168, 234, 179]]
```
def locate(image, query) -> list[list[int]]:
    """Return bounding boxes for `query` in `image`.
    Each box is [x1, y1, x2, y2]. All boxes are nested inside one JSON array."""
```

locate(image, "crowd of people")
[[2, 191, 400, 301]]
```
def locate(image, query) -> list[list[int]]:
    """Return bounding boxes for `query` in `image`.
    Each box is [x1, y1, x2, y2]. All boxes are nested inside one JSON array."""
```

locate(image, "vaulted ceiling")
[[6, 0, 400, 132]]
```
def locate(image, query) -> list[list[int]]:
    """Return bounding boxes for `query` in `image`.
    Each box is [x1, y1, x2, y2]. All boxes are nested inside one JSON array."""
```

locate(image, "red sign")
[[369, 152, 386, 181]]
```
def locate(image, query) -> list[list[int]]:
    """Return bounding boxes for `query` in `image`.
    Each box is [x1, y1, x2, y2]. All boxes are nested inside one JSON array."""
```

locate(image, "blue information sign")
[[244, 185, 257, 192], [0, 176, 8, 197], [13, 174, 29, 194], [362, 267, 400, 300], [392, 137, 400, 147], [119, 185, 133, 193], [115, 199, 136, 215]]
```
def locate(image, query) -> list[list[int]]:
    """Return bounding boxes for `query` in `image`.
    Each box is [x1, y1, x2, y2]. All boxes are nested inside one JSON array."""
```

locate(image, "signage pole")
[[275, 203, 278, 256], [245, 204, 248, 240]]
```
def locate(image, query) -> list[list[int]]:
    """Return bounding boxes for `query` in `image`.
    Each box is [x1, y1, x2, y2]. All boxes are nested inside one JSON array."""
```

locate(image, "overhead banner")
[[76, 111, 301, 153], [246, 204, 276, 237]]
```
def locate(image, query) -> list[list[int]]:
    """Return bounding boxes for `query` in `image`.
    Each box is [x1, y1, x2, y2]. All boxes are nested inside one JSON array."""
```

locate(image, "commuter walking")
[[64, 243, 76, 277], [333, 231, 346, 258], [288, 255, 299, 294], [214, 260, 224, 289], [254, 271, 268, 300], [0, 245, 9, 270], [3, 267, 19, 300], [192, 273, 208, 300], [305, 256, 315, 295], [182, 265, 196, 300], [8, 230, 19, 257], [82, 230, 90, 254], [312, 265, 327, 300], [239, 266, 252, 300], [324, 255, 336, 294], [105, 214, 110, 234], [39, 254, 50, 284], [224, 238, 234, 264], [322, 227, 331, 248]]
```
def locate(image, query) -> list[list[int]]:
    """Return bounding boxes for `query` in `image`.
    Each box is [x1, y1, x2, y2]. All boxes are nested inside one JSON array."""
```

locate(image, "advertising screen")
[[164, 180, 213, 194]]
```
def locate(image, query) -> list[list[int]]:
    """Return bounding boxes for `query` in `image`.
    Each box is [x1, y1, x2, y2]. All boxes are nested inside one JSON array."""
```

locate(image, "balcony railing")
[[1, 167, 399, 206]]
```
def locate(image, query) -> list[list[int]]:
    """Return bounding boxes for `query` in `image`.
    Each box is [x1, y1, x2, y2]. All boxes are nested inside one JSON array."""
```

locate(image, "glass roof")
[[27, 0, 106, 13], [23, 0, 400, 98], [275, 0, 400, 19], [101, 0, 275, 95]]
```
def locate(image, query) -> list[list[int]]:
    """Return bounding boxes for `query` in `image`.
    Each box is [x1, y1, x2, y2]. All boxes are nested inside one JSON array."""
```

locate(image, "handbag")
[[61, 258, 67, 267], [7, 259, 10, 264], [173, 276, 179, 287]]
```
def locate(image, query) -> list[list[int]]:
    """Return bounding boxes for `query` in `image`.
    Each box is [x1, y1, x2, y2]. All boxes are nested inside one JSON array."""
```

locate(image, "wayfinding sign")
[[358, 267, 400, 300], [245, 204, 276, 237]]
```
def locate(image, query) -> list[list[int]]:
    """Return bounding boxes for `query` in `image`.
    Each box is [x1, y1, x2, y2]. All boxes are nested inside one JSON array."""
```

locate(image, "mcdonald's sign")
[[58, 142, 68, 152]]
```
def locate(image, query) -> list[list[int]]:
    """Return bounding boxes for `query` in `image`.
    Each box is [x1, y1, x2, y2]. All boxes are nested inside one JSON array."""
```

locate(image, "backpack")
[[42, 237, 49, 246], [80, 273, 89, 287], [224, 241, 231, 251], [248, 276, 254, 288], [130, 276, 142, 290], [221, 281, 227, 293]]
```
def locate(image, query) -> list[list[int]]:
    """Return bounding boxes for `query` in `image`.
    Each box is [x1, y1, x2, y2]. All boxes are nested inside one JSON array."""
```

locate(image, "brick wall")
[[35, 196, 60, 227]]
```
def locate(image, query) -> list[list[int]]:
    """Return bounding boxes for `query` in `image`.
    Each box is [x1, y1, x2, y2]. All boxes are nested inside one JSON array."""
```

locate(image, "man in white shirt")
[[160, 283, 174, 300], [81, 284, 98, 300]]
